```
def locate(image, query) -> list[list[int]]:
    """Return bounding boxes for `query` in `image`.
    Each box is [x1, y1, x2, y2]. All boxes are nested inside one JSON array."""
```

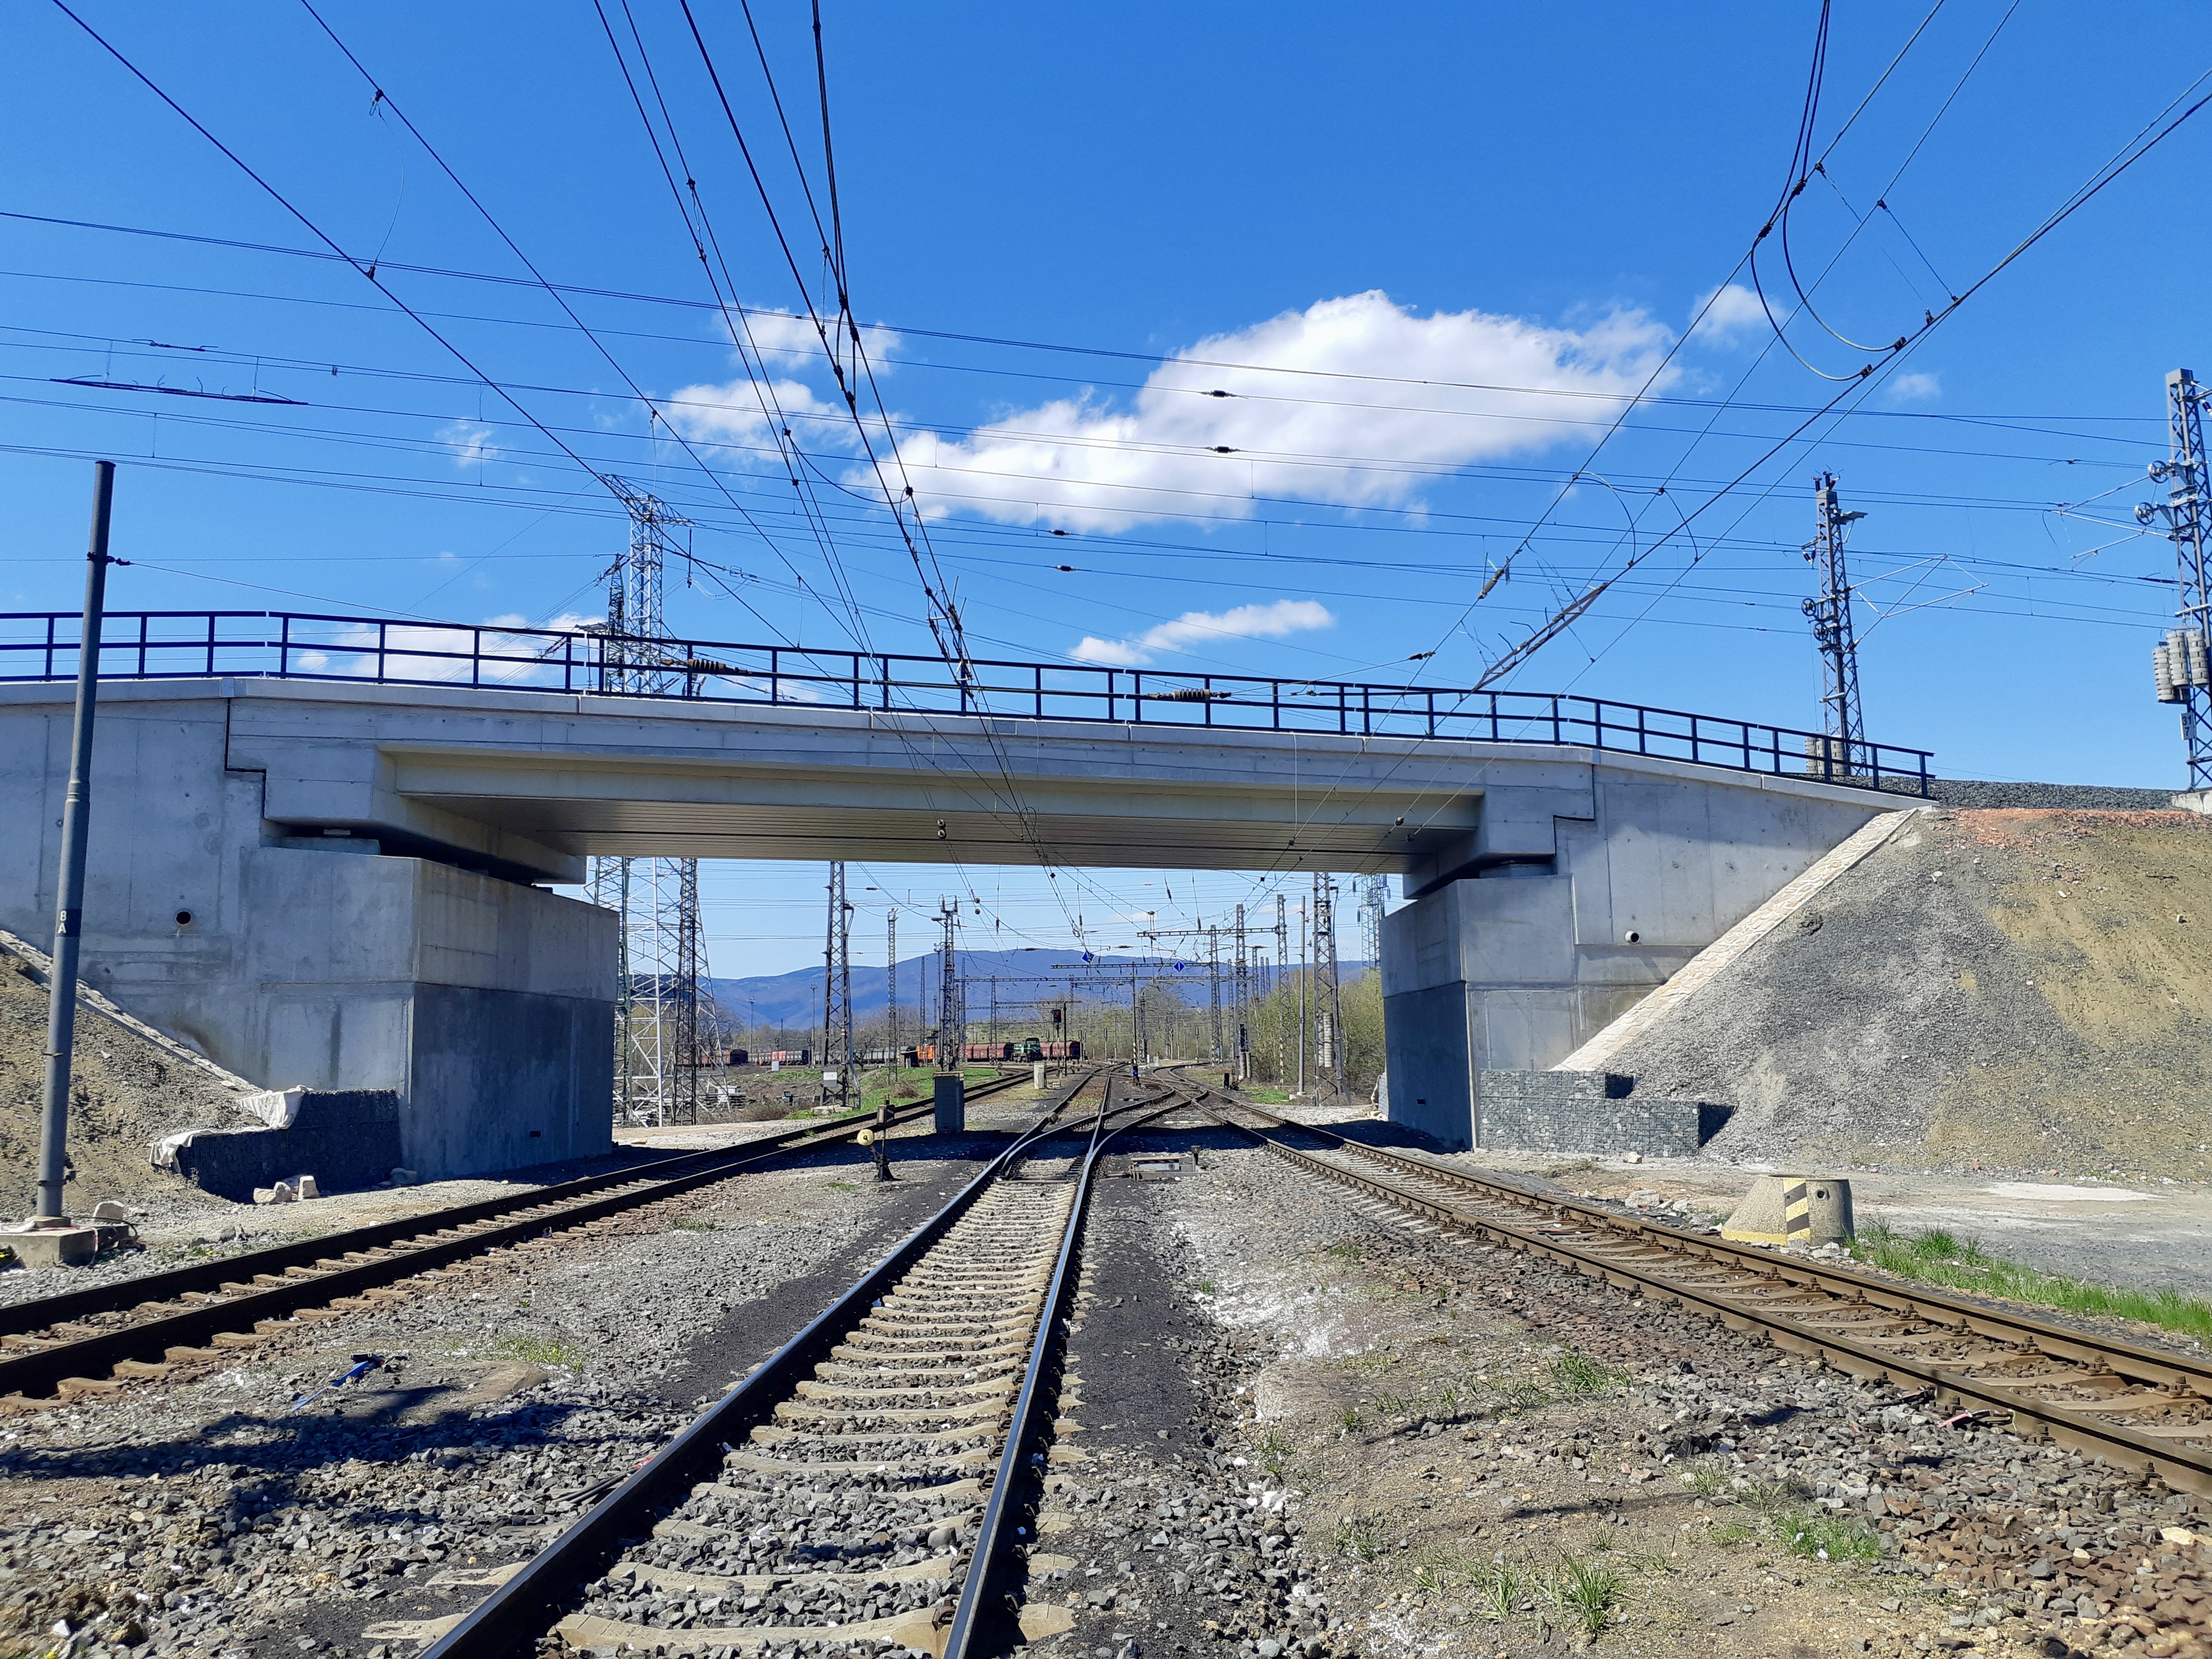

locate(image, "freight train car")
[[854, 1046, 922, 1067], [769, 1048, 812, 1065], [1017, 1038, 1082, 1061], [963, 1041, 1015, 1062]]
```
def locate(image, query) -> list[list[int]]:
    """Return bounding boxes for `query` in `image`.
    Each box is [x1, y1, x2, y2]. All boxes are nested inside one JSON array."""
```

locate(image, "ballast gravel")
[[0, 1121, 1023, 1659]]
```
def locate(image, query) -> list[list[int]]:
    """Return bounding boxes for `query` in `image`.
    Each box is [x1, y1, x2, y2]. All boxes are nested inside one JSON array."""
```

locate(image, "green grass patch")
[[1469, 1558, 1521, 1621], [1855, 1223, 2212, 1341], [492, 1334, 584, 1370], [670, 1215, 719, 1233], [824, 1180, 860, 1193], [1777, 1508, 1883, 1565], [1546, 1552, 1628, 1640], [1331, 1514, 1383, 1562], [1681, 1457, 1881, 1564], [1549, 1350, 1622, 1396]]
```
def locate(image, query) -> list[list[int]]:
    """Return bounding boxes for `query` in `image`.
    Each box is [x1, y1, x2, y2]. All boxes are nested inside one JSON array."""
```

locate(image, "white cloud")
[[1688, 282, 1773, 348], [665, 374, 842, 447], [437, 420, 498, 468], [1071, 598, 1334, 666], [717, 307, 902, 369], [878, 291, 1668, 531], [1887, 371, 1941, 404]]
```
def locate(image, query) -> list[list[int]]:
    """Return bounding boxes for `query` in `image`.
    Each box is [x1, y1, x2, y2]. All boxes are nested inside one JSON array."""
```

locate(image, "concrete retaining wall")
[[1473, 1070, 1727, 1158]]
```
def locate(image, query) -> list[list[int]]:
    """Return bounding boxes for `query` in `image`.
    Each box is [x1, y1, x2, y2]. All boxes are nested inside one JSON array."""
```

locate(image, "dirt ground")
[[1450, 1148, 2212, 1305], [0, 935, 264, 1222], [1599, 809, 2212, 1181], [1155, 1140, 2082, 1659]]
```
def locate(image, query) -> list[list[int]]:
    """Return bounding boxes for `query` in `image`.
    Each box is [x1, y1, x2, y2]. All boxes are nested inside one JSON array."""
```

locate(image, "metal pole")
[[36, 460, 117, 1226]]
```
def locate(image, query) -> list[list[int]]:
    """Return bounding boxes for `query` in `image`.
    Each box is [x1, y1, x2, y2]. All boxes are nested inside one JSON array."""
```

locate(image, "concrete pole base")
[[5, 1219, 129, 1268], [933, 1074, 966, 1135]]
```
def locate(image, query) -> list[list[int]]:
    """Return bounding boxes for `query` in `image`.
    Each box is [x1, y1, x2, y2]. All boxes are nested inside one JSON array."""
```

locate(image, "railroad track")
[[0, 1068, 1048, 1406], [1166, 1079, 2212, 1500], [419, 1068, 1187, 1659]]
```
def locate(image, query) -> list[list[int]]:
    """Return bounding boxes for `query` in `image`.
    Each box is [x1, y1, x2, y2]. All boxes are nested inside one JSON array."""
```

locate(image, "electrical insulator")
[[2156, 640, 2183, 703], [2186, 628, 2212, 688]]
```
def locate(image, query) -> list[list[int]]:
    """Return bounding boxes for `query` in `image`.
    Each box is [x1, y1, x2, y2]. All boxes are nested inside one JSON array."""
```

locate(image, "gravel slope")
[[1598, 808, 2212, 1178]]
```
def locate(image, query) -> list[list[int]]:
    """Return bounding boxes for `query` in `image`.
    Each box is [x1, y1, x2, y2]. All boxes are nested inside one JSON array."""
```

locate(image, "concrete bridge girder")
[[0, 676, 1896, 1181]]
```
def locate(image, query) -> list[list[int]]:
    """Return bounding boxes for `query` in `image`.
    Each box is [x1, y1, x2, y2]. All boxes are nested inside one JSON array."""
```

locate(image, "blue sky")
[[5, 3, 2210, 974]]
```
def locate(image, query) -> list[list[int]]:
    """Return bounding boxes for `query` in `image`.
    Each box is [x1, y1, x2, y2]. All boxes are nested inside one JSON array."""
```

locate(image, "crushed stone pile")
[[1594, 807, 2212, 1178], [0, 932, 265, 1218]]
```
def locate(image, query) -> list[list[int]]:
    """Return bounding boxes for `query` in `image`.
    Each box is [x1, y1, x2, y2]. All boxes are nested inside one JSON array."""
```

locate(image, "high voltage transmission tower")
[[587, 482, 704, 1126], [934, 900, 964, 1071], [1274, 895, 1289, 1083], [1802, 472, 1868, 779], [1311, 874, 1343, 1098], [822, 864, 854, 1111], [2140, 369, 2212, 791], [1357, 878, 1387, 972]]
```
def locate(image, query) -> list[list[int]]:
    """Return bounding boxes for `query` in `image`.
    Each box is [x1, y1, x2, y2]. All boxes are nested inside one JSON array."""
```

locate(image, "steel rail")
[[1173, 1084, 2212, 1499], [422, 1069, 1153, 1659], [0, 1070, 1044, 1401], [942, 1079, 1190, 1659], [1213, 1096, 2212, 1396]]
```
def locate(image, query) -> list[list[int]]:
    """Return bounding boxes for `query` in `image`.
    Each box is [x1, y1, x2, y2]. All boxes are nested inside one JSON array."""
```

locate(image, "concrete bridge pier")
[[1380, 763, 1890, 1150], [0, 688, 616, 1185]]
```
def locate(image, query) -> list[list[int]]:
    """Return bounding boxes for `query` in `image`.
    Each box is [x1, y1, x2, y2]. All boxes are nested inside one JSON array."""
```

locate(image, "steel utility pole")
[[1802, 472, 1868, 780], [1206, 924, 1223, 1058], [35, 460, 118, 1228], [823, 864, 854, 1111], [886, 909, 898, 1061], [589, 483, 703, 1125], [2140, 369, 2212, 791], [1313, 874, 1343, 1101], [1295, 898, 1308, 1098], [935, 900, 963, 1070], [1232, 902, 1250, 1080]]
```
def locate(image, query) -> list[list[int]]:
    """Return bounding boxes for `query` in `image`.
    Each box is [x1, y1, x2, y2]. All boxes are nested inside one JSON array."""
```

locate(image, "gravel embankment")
[[1600, 808, 2212, 1178]]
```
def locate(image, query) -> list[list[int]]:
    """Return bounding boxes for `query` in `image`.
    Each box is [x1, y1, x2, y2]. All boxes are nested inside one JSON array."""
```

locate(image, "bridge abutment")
[[0, 689, 615, 1185], [1380, 768, 1891, 1149]]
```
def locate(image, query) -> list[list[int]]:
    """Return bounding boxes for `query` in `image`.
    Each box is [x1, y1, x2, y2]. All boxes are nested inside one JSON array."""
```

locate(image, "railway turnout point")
[[0, 610, 1932, 1178]]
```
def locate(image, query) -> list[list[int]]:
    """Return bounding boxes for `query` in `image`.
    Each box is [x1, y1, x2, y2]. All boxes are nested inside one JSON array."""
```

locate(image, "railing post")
[[881, 655, 891, 710], [1272, 680, 1281, 731], [1133, 673, 1143, 721], [1034, 664, 1043, 720], [1203, 679, 1214, 727], [1426, 689, 1435, 739]]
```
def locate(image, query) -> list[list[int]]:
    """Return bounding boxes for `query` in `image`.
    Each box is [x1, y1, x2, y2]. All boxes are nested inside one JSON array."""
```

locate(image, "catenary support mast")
[[1802, 472, 1868, 779], [2140, 370, 2212, 790]]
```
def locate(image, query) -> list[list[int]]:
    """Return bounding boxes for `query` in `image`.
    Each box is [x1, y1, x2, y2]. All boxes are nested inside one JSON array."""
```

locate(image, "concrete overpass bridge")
[[0, 610, 1932, 1178]]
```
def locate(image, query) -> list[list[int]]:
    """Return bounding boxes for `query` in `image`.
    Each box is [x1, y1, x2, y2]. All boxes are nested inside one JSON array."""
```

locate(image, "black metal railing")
[[0, 609, 1933, 796]]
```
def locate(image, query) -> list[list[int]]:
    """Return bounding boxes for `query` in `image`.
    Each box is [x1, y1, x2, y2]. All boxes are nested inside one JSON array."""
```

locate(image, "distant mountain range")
[[706, 947, 1370, 1029]]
